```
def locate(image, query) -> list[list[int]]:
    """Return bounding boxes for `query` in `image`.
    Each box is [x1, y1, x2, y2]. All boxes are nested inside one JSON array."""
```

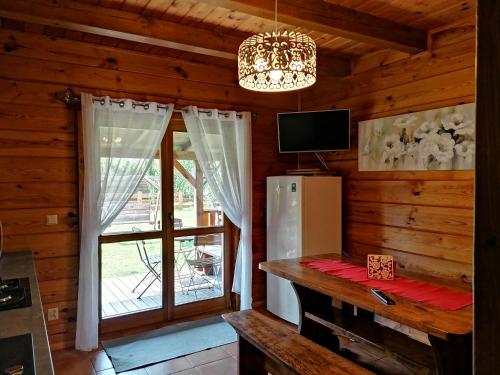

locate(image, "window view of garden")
[[103, 158, 162, 235], [101, 132, 224, 319]]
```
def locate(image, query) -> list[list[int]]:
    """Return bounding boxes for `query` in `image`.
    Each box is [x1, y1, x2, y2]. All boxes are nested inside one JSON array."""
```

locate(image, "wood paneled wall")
[[300, 20, 476, 283], [0, 28, 294, 349], [0, 16, 476, 350]]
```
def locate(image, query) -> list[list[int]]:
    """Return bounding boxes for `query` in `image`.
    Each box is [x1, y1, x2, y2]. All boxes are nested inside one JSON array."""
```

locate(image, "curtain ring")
[[100, 98, 105, 105], [144, 104, 149, 110], [119, 101, 125, 107]]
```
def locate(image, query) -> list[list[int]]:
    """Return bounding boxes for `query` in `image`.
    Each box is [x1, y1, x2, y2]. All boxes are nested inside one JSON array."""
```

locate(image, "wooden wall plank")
[[3, 232, 79, 258], [351, 49, 410, 75], [0, 103, 75, 132], [0, 207, 78, 235], [0, 130, 76, 158], [0, 78, 289, 113], [0, 157, 77, 183], [35, 256, 79, 281], [303, 27, 475, 109], [334, 67, 475, 118], [344, 41, 475, 98], [431, 23, 476, 50], [39, 278, 79, 304], [0, 80, 67, 107], [0, 182, 77, 209], [347, 222, 473, 264], [331, 161, 474, 180], [346, 180, 473, 208], [346, 201, 473, 236], [348, 242, 472, 285], [0, 29, 238, 86], [348, 96, 476, 125], [0, 54, 296, 110]]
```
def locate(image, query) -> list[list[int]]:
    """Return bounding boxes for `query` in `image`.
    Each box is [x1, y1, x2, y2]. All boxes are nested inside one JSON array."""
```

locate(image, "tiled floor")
[[52, 343, 238, 375]]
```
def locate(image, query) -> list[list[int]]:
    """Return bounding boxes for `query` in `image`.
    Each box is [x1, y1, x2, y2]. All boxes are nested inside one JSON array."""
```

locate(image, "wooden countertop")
[[259, 254, 472, 340], [0, 251, 54, 375]]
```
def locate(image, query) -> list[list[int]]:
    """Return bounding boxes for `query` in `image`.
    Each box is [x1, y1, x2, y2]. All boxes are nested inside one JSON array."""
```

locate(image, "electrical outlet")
[[47, 307, 59, 321], [46, 215, 58, 225]]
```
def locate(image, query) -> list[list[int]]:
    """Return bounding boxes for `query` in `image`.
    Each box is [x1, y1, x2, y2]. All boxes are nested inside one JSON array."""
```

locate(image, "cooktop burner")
[[0, 278, 31, 311], [0, 278, 21, 290], [0, 291, 13, 303]]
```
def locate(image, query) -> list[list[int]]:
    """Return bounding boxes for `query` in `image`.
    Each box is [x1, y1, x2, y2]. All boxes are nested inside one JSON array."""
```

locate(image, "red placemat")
[[301, 259, 472, 311]]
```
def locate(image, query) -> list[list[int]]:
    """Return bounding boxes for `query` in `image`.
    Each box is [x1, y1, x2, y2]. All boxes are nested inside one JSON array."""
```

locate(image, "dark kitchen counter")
[[0, 251, 54, 374]]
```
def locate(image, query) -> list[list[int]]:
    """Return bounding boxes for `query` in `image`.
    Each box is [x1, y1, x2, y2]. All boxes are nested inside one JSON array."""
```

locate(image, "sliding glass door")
[[171, 130, 225, 308], [98, 115, 231, 331], [99, 150, 164, 324]]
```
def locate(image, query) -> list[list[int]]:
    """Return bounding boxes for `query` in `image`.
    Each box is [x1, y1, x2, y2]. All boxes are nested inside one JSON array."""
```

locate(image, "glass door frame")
[[97, 114, 233, 335], [166, 119, 233, 320]]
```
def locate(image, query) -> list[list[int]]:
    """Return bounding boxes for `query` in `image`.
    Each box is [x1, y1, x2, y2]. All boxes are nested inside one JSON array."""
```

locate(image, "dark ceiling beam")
[[0, 0, 351, 77], [210, 0, 428, 54]]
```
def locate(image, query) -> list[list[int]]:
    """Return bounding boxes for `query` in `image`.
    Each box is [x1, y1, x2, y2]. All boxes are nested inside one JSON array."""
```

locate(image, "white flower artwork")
[[358, 103, 475, 171]]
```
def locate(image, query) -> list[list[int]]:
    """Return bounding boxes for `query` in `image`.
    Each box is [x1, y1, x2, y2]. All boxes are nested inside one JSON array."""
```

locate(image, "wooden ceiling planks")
[[0, 0, 476, 72], [140, 0, 172, 17], [64, 0, 468, 59], [326, 0, 475, 30], [206, 0, 427, 53], [0, 0, 241, 59], [99, 0, 126, 10]]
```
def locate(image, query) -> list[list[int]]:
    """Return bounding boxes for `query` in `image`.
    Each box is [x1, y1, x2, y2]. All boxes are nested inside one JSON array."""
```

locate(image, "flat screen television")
[[277, 109, 350, 153]]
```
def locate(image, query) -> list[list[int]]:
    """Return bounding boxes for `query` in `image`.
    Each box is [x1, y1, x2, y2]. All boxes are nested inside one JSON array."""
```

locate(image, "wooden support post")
[[238, 336, 267, 375], [429, 334, 472, 375], [195, 160, 204, 228], [475, 1, 500, 374], [291, 282, 339, 352]]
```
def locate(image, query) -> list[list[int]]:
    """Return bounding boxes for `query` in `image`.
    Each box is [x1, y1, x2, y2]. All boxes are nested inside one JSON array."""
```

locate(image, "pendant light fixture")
[[238, 0, 317, 92]]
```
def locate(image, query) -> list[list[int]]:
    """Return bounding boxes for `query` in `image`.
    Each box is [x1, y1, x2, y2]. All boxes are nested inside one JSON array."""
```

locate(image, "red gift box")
[[367, 254, 395, 280]]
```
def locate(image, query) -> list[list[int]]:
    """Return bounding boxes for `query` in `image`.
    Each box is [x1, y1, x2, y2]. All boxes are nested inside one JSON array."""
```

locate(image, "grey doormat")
[[102, 316, 237, 373]]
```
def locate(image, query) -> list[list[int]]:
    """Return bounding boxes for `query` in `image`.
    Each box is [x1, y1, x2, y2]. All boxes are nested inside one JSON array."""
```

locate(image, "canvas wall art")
[[358, 103, 475, 171]]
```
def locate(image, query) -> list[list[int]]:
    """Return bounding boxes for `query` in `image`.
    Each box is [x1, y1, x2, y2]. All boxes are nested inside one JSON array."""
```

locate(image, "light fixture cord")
[[274, 0, 278, 38]]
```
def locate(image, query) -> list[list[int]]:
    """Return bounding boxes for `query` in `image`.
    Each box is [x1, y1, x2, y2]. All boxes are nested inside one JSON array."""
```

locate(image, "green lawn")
[[101, 237, 196, 278], [101, 240, 162, 278], [101, 206, 219, 279]]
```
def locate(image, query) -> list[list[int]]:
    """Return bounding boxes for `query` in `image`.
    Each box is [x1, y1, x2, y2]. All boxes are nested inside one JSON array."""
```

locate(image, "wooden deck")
[[101, 272, 223, 319]]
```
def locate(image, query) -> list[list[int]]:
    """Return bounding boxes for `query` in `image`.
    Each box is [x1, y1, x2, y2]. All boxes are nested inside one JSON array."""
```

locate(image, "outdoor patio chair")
[[174, 237, 196, 295], [131, 227, 162, 299], [185, 247, 222, 299]]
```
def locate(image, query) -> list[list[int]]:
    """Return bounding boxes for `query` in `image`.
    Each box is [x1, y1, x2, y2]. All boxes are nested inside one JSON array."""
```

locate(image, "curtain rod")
[[91, 98, 244, 118], [55, 89, 249, 119], [91, 97, 215, 116]]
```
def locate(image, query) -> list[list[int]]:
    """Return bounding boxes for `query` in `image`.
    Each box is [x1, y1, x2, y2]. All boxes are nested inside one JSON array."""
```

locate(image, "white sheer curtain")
[[182, 106, 253, 309], [76, 94, 173, 351]]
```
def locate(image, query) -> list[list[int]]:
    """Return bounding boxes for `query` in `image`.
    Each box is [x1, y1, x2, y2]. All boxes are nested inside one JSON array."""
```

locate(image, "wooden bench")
[[222, 310, 374, 375]]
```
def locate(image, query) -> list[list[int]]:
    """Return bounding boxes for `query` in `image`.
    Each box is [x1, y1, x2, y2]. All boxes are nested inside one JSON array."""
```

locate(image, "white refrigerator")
[[266, 176, 342, 324]]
